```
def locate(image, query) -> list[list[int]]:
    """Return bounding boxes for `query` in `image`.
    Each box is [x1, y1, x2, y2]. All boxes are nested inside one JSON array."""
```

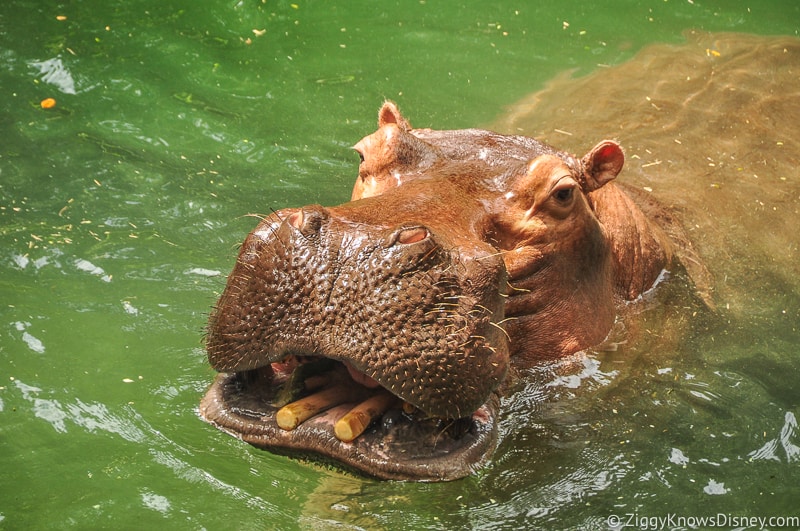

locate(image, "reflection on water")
[[13, 321, 46, 353], [545, 355, 619, 390], [749, 412, 800, 463], [29, 57, 77, 95], [13, 377, 147, 441]]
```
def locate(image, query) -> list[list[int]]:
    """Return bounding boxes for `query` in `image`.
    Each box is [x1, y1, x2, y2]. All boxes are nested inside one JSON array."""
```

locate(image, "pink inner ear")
[[598, 143, 620, 161], [580, 141, 624, 192], [379, 105, 399, 127], [378, 101, 411, 130], [592, 141, 624, 178]]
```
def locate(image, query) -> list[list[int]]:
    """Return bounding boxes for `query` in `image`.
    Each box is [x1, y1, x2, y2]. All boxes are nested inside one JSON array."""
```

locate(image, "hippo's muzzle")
[[200, 203, 510, 480]]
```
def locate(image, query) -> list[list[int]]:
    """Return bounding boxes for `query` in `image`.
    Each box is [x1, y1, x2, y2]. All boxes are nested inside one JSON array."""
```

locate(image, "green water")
[[1, 1, 798, 529]]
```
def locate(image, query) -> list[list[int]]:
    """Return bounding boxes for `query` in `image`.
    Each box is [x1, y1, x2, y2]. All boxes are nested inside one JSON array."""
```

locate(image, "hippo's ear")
[[351, 111, 440, 201], [378, 101, 412, 131], [580, 141, 624, 192]]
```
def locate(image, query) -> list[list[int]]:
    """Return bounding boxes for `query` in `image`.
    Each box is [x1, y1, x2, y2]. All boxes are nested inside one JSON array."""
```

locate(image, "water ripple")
[[13, 321, 45, 353], [28, 57, 76, 94], [748, 411, 800, 463]]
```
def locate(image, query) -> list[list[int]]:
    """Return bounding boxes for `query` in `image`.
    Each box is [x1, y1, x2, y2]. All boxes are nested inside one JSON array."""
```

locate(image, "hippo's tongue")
[[344, 361, 381, 389]]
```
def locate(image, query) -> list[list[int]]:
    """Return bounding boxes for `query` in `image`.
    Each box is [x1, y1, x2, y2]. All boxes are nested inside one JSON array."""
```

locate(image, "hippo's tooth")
[[334, 390, 399, 443], [276, 383, 366, 431]]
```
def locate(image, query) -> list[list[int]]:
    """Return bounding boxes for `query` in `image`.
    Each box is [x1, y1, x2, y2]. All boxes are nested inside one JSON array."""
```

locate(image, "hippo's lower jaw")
[[198, 356, 499, 482]]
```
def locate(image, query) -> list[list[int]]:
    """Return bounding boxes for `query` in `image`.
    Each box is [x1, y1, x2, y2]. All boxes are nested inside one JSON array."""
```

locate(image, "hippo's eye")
[[552, 186, 574, 204]]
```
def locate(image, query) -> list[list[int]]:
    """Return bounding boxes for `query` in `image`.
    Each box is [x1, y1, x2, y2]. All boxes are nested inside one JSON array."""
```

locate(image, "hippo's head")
[[200, 103, 660, 481]]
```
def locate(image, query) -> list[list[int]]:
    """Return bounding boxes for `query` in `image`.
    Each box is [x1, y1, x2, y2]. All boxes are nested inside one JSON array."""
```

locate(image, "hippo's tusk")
[[276, 384, 366, 431], [334, 390, 399, 443]]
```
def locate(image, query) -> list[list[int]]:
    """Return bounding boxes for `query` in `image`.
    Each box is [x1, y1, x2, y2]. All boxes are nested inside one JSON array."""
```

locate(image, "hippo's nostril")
[[285, 206, 327, 237], [396, 227, 429, 245]]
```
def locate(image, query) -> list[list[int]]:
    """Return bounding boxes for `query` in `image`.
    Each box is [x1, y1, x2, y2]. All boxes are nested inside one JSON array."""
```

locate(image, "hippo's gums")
[[199, 102, 686, 481]]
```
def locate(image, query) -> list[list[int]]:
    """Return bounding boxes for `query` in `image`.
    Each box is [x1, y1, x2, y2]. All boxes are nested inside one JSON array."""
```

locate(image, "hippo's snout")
[[206, 204, 510, 420]]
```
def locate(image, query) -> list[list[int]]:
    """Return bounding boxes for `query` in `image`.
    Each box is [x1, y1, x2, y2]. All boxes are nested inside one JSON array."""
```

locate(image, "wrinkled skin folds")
[[199, 101, 677, 481]]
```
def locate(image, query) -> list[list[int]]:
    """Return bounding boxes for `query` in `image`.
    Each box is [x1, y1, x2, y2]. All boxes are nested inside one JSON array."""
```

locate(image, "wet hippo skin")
[[199, 98, 686, 481]]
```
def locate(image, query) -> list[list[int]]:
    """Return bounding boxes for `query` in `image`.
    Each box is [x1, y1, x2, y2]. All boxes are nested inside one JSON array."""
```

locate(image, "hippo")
[[199, 102, 688, 481]]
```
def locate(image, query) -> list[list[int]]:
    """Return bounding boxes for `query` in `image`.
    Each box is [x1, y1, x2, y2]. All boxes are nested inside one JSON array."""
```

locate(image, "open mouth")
[[199, 355, 499, 481]]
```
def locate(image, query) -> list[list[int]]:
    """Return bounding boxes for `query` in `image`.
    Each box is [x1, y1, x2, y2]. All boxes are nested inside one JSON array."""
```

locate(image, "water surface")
[[1, 1, 798, 529]]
